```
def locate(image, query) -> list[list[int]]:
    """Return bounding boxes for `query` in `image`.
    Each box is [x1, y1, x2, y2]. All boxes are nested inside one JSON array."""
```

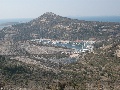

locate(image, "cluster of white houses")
[[31, 39, 95, 54]]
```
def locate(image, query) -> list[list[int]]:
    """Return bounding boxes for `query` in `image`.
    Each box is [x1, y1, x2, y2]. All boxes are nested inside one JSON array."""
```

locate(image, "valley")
[[0, 12, 120, 90]]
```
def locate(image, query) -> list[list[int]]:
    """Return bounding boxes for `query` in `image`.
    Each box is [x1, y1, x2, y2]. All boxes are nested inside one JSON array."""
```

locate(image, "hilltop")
[[0, 12, 120, 42]]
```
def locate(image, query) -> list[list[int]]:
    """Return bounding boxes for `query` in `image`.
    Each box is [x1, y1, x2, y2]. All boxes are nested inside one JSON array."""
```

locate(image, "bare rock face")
[[116, 45, 120, 57]]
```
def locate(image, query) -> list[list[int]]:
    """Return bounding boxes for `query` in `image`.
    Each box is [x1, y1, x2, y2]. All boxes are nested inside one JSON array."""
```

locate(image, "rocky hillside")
[[0, 12, 120, 90], [0, 38, 120, 90], [1, 12, 120, 41]]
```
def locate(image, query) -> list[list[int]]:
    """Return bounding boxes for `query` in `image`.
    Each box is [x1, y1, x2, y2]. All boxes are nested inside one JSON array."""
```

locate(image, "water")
[[1, 16, 120, 29], [1, 16, 120, 24], [34, 39, 94, 52], [70, 16, 120, 23], [0, 18, 32, 29], [0, 18, 32, 24], [55, 42, 83, 50]]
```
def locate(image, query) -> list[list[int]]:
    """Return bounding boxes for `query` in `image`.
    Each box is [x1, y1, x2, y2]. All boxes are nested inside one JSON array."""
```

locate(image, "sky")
[[0, 0, 120, 19]]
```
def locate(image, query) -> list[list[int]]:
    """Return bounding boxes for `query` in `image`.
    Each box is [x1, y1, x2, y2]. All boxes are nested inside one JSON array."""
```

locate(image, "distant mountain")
[[1, 12, 120, 41]]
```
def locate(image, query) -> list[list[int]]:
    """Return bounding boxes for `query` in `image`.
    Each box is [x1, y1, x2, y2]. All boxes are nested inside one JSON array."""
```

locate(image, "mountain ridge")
[[1, 12, 120, 42]]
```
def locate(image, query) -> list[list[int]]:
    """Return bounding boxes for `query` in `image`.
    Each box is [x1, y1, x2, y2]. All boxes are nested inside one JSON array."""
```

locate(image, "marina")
[[31, 39, 95, 53]]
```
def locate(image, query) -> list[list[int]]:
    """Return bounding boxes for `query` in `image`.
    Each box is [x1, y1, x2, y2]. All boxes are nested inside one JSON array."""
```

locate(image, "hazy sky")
[[0, 0, 120, 19]]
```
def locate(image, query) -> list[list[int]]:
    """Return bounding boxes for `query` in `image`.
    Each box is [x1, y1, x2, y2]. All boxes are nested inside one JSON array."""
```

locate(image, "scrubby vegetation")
[[0, 12, 120, 90], [0, 39, 120, 90]]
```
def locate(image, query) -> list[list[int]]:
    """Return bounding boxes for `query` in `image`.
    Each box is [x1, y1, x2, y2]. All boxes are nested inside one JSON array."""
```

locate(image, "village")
[[31, 38, 95, 54]]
